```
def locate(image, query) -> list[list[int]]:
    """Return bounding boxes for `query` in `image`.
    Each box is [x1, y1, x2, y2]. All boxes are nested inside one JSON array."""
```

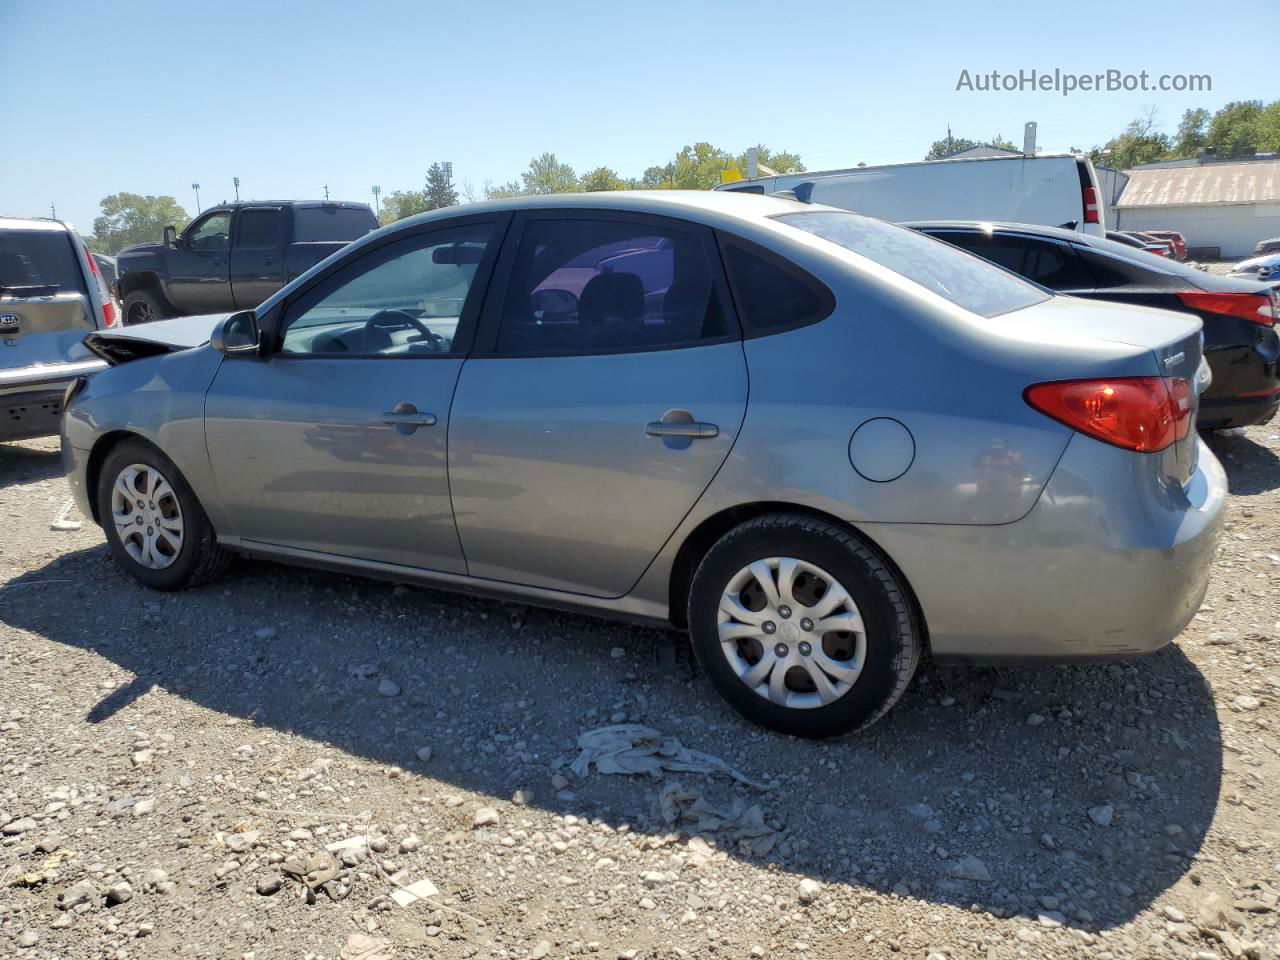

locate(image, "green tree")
[[578, 166, 628, 192], [734, 144, 806, 176], [1090, 112, 1171, 169], [925, 131, 1017, 161], [424, 162, 459, 209], [665, 143, 737, 189], [1173, 108, 1210, 157], [377, 189, 431, 226], [521, 153, 579, 194], [483, 179, 525, 200], [91, 193, 189, 255], [1206, 100, 1267, 158]]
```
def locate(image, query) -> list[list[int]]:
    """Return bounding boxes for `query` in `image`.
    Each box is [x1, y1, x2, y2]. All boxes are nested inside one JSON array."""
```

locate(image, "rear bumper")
[[863, 435, 1226, 661], [1198, 391, 1279, 430], [0, 388, 65, 442]]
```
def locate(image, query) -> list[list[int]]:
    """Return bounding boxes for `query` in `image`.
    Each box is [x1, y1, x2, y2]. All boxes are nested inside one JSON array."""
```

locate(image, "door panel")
[[448, 343, 748, 596], [231, 207, 286, 308], [169, 210, 233, 312], [205, 358, 466, 572]]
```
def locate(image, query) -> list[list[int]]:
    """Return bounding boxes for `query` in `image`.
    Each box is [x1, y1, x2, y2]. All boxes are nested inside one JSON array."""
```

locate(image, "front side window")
[[778, 211, 1049, 318], [495, 218, 730, 355], [186, 212, 232, 251], [279, 223, 493, 356], [236, 208, 282, 248]]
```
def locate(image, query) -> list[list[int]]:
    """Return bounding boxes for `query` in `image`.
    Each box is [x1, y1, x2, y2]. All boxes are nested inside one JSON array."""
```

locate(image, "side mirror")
[[211, 310, 262, 358], [163, 225, 180, 249]]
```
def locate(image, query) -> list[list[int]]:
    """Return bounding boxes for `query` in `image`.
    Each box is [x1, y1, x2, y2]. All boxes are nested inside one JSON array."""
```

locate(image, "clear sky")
[[1, 0, 1272, 234]]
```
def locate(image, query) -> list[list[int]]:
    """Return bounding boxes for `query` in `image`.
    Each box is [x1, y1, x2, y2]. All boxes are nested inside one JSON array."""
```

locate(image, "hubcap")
[[717, 557, 866, 710], [110, 463, 184, 569]]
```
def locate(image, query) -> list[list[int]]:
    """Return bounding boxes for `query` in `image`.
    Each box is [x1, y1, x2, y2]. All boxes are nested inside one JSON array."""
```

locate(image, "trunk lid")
[[987, 295, 1204, 484]]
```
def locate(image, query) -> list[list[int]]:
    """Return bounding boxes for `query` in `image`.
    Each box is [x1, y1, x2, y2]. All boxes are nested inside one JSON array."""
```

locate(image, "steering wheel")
[[364, 309, 444, 350]]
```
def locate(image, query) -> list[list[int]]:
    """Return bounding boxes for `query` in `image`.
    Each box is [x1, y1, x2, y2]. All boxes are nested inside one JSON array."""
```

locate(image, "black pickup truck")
[[115, 201, 378, 324]]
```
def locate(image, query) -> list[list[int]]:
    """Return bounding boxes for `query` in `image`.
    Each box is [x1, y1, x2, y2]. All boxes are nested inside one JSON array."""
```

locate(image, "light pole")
[[372, 185, 381, 216], [233, 177, 240, 202], [192, 183, 201, 213]]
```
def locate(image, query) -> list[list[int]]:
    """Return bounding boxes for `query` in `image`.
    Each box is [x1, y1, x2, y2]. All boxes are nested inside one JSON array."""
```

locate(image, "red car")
[[1143, 230, 1189, 261]]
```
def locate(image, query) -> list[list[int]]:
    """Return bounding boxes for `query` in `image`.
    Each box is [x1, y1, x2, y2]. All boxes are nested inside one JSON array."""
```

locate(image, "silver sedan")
[[61, 192, 1225, 737]]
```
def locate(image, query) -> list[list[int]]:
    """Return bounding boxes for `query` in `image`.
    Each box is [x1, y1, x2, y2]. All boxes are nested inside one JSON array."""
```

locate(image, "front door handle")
[[645, 409, 719, 449], [381, 402, 437, 434]]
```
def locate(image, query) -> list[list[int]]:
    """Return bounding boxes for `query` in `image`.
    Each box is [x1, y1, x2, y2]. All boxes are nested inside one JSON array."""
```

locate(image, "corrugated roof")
[[1116, 161, 1280, 208]]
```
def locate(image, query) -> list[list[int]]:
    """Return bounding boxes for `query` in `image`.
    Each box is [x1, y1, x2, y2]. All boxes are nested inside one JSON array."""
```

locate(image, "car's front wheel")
[[688, 514, 921, 738], [96, 439, 231, 590]]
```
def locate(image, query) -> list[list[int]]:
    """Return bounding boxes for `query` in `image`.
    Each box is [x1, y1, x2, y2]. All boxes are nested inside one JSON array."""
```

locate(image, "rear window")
[[293, 206, 377, 243], [0, 229, 86, 294], [776, 211, 1049, 318]]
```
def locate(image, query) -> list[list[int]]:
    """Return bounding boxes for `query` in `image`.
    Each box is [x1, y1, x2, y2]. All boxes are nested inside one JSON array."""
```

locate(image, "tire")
[[122, 288, 172, 325], [96, 439, 231, 590], [687, 513, 920, 738]]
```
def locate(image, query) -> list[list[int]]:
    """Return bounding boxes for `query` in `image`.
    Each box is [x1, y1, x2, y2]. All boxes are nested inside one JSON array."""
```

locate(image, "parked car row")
[[60, 192, 1224, 737], [907, 221, 1280, 430]]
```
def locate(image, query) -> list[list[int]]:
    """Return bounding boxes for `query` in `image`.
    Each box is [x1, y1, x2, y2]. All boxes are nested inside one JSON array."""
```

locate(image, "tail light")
[[1025, 377, 1192, 453], [1176, 291, 1275, 327], [1082, 186, 1100, 224], [83, 246, 119, 328]]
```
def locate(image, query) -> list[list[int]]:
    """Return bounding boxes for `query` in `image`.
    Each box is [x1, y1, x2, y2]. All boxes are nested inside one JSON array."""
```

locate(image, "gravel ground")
[[1, 426, 1278, 960]]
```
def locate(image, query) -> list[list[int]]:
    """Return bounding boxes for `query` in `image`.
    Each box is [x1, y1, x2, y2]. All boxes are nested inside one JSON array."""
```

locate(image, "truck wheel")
[[123, 289, 171, 325]]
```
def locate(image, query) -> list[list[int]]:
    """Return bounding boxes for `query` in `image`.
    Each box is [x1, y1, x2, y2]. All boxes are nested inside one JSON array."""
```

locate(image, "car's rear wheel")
[[688, 513, 920, 738], [122, 289, 171, 325], [97, 440, 231, 590]]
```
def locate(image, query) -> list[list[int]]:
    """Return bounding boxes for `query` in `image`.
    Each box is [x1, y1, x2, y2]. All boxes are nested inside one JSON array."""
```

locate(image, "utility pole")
[[233, 177, 241, 202], [50, 203, 57, 219], [371, 185, 381, 216], [442, 161, 453, 184], [324, 184, 330, 201], [192, 183, 201, 213]]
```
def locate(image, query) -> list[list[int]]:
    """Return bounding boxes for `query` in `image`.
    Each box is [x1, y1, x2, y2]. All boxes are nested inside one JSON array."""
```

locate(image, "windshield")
[[775, 211, 1049, 318], [0, 229, 86, 294]]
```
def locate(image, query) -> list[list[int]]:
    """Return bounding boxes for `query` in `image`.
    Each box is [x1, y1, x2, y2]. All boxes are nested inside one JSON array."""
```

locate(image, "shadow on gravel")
[[0, 440, 63, 490], [1, 546, 1223, 932], [1204, 430, 1280, 495]]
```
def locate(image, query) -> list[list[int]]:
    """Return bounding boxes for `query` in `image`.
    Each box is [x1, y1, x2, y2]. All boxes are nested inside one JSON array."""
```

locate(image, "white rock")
[[415, 747, 432, 762], [948, 855, 992, 882], [530, 942, 552, 960], [16, 931, 39, 949], [1087, 804, 1114, 827], [254, 627, 278, 640], [377, 678, 400, 697], [473, 807, 500, 828], [798, 878, 822, 903], [2, 816, 37, 834], [132, 798, 155, 817], [610, 647, 625, 659], [105, 881, 133, 904], [642, 871, 668, 888], [1027, 713, 1045, 726], [399, 835, 422, 853], [1232, 696, 1262, 712]]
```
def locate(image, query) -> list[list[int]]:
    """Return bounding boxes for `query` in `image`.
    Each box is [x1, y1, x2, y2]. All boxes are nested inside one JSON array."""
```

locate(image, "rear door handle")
[[645, 420, 719, 439], [381, 402, 437, 434]]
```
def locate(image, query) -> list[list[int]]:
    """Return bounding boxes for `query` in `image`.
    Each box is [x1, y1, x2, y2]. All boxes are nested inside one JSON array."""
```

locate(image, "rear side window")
[[0, 229, 86, 294], [930, 231, 1096, 290], [236, 208, 282, 248], [495, 218, 731, 355], [777, 211, 1049, 318], [293, 206, 378, 242], [719, 238, 833, 333]]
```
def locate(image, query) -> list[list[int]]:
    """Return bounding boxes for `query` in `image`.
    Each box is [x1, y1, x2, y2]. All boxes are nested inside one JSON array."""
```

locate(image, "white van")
[[716, 153, 1107, 237]]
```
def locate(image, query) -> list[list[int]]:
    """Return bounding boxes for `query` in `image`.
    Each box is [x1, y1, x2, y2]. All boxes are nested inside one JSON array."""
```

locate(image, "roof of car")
[[900, 219, 1087, 243], [0, 216, 73, 232], [392, 190, 820, 229]]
